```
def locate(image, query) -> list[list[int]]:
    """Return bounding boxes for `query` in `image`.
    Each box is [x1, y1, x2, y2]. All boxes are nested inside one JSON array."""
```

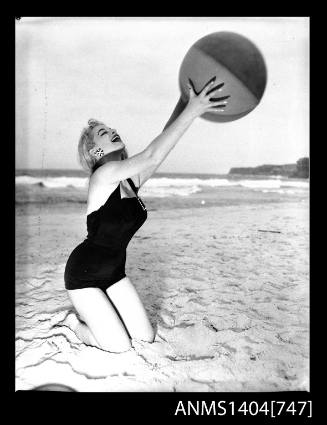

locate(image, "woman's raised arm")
[[94, 77, 228, 186]]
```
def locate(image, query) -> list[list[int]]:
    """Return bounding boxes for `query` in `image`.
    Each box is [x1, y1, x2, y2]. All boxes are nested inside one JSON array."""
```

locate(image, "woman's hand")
[[184, 76, 231, 119]]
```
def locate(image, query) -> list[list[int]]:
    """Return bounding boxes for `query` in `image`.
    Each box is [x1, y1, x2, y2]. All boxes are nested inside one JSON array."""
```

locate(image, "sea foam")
[[15, 175, 309, 197]]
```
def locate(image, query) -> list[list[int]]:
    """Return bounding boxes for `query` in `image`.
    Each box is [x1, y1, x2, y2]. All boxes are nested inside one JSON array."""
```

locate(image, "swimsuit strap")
[[127, 178, 139, 195], [127, 178, 146, 211]]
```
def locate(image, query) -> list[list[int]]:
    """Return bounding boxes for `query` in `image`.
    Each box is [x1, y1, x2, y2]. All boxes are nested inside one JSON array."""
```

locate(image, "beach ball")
[[179, 31, 267, 122]]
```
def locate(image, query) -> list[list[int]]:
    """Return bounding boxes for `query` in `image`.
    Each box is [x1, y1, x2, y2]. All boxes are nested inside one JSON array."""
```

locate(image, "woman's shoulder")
[[86, 175, 120, 215], [88, 170, 120, 190]]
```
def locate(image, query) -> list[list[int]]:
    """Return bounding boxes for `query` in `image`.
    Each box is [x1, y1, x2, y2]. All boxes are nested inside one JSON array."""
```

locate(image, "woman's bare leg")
[[63, 311, 99, 347], [106, 277, 155, 343], [66, 287, 132, 353]]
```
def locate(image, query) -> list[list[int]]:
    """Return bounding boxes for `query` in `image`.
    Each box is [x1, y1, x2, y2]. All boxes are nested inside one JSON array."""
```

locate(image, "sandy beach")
[[15, 194, 309, 392]]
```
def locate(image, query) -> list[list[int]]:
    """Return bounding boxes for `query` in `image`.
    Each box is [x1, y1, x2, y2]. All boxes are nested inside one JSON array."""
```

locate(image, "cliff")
[[229, 157, 309, 178]]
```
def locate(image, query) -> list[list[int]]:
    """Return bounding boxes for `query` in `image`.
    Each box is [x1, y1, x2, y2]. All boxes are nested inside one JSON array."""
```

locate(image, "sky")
[[15, 17, 309, 174]]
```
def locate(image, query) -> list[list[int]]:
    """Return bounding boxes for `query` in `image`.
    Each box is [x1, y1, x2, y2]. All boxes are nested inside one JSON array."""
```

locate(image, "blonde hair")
[[78, 118, 128, 174]]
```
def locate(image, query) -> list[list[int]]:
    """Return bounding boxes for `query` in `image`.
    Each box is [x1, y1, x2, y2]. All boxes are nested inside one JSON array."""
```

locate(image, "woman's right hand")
[[184, 77, 231, 119]]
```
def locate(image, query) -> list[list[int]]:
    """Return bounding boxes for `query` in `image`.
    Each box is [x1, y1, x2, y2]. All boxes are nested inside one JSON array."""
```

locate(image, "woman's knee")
[[101, 341, 132, 353], [97, 333, 132, 353], [133, 325, 156, 343], [67, 287, 132, 353]]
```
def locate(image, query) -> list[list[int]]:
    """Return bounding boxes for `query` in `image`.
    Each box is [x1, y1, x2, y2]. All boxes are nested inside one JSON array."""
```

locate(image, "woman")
[[63, 77, 230, 353]]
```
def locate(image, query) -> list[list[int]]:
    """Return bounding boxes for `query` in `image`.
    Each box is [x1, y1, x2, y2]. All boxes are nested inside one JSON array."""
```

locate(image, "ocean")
[[15, 169, 309, 211]]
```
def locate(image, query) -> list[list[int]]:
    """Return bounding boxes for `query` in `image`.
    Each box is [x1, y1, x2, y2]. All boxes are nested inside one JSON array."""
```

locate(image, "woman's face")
[[91, 124, 125, 157]]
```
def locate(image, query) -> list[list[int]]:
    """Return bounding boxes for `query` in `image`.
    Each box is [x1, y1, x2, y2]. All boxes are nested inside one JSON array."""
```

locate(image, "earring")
[[94, 148, 104, 158]]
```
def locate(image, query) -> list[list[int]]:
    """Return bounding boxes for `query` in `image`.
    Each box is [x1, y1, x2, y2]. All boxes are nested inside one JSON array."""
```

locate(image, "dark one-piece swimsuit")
[[64, 178, 147, 291]]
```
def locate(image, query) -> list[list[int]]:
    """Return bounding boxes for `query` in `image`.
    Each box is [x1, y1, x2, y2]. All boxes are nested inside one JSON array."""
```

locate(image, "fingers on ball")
[[202, 77, 218, 94], [204, 76, 216, 88], [209, 107, 225, 113], [206, 82, 225, 96], [209, 101, 229, 112], [188, 78, 196, 90], [209, 95, 230, 102]]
